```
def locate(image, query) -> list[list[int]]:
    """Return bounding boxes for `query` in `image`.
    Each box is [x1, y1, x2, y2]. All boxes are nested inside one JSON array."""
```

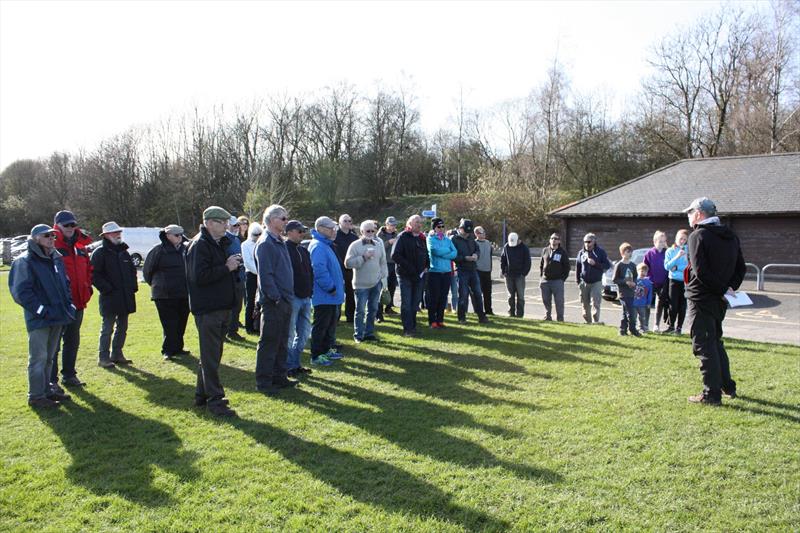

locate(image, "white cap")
[[508, 232, 519, 247]]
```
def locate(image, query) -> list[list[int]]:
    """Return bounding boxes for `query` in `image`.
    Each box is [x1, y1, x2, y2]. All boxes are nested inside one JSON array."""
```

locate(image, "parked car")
[[602, 248, 649, 301], [87, 227, 161, 267]]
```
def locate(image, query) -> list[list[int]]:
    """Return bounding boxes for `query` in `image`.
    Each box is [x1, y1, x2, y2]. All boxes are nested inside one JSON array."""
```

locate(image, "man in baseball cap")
[[9, 224, 76, 408], [51, 210, 94, 388]]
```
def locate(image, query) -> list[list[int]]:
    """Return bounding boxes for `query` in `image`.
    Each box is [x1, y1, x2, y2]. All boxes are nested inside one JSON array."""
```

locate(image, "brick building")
[[548, 153, 800, 269]]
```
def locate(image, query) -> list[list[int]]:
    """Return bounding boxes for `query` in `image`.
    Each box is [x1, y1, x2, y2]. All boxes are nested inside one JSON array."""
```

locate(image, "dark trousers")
[[51, 308, 83, 383], [619, 296, 637, 334], [311, 304, 339, 357], [654, 282, 670, 326], [478, 270, 493, 313], [154, 298, 190, 355], [427, 272, 451, 325], [668, 279, 687, 330], [228, 281, 244, 334], [194, 309, 230, 407], [457, 270, 486, 321], [687, 298, 735, 398], [377, 267, 398, 320], [399, 275, 424, 332], [343, 269, 355, 321], [244, 272, 259, 333], [255, 298, 292, 389]]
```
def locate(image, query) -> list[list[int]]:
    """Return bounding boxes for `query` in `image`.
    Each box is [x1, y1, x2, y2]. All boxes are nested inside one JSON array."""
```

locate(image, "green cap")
[[203, 206, 232, 221]]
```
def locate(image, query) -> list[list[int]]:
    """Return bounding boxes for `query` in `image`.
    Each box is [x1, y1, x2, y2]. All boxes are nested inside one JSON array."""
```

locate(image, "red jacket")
[[54, 227, 94, 309]]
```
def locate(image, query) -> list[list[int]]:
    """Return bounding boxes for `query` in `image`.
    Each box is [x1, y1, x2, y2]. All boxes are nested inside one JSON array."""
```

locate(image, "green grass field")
[[1, 283, 798, 531]]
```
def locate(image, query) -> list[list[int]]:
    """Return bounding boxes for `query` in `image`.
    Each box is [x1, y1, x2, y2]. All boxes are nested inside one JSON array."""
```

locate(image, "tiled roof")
[[550, 153, 800, 217]]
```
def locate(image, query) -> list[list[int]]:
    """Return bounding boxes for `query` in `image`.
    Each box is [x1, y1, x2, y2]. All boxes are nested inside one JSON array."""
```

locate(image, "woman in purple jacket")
[[642, 231, 670, 332]]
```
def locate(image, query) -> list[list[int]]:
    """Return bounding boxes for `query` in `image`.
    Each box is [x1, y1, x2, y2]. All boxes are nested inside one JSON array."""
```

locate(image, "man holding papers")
[[683, 197, 746, 406]]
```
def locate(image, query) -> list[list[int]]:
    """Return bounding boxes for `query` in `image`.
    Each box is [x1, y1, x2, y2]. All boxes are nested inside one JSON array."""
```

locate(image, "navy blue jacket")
[[575, 245, 612, 284], [255, 230, 294, 303], [287, 240, 313, 299], [9, 239, 75, 331]]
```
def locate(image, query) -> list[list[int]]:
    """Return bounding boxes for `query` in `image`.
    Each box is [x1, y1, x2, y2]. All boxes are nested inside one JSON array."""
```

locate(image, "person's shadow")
[[34, 388, 200, 507], [227, 415, 512, 532]]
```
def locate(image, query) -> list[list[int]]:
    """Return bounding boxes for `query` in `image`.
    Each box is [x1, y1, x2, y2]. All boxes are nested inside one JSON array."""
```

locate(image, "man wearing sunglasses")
[[345, 220, 388, 343], [575, 233, 611, 325], [540, 233, 570, 322], [9, 224, 76, 409], [51, 210, 94, 388]]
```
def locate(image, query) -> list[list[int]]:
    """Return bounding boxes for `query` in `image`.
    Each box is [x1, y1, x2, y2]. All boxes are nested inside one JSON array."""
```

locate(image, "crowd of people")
[[8, 197, 746, 415]]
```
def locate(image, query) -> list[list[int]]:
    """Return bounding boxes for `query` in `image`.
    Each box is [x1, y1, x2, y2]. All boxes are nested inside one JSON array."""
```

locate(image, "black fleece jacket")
[[685, 222, 746, 301]]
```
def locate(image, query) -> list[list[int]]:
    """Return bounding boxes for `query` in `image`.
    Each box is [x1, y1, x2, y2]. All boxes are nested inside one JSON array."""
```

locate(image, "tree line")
[[1, 1, 797, 239]]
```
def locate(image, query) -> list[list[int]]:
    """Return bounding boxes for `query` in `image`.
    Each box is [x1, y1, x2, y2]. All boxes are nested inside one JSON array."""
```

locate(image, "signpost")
[[421, 204, 437, 218]]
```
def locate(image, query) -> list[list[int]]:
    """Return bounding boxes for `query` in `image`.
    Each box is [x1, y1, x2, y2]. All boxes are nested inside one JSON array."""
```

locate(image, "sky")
[[0, 0, 758, 171]]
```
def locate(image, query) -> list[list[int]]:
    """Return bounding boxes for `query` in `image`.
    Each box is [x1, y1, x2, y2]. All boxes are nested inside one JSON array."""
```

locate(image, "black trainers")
[[207, 403, 237, 417], [227, 332, 246, 342], [110, 355, 133, 365], [47, 391, 72, 402], [98, 359, 116, 369], [721, 387, 737, 399], [688, 392, 721, 406], [273, 378, 299, 389], [29, 397, 61, 409], [478, 316, 490, 324], [62, 376, 84, 387], [363, 334, 378, 342]]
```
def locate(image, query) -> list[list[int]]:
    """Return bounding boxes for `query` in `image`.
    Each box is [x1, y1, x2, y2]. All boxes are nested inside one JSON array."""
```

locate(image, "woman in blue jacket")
[[9, 224, 75, 408], [426, 218, 457, 328], [663, 229, 690, 334]]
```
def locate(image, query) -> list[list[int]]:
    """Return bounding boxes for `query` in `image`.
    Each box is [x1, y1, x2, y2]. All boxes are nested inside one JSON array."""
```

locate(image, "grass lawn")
[[1, 283, 798, 531]]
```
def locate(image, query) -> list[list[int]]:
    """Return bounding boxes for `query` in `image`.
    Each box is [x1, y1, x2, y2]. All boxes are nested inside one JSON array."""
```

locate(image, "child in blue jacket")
[[633, 263, 654, 333]]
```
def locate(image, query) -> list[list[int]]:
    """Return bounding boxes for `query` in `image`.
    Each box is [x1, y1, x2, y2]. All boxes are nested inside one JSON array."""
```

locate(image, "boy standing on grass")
[[634, 263, 654, 333], [613, 243, 640, 337]]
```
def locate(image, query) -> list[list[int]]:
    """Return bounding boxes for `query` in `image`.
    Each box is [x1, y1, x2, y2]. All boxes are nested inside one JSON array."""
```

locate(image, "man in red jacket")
[[51, 210, 93, 388]]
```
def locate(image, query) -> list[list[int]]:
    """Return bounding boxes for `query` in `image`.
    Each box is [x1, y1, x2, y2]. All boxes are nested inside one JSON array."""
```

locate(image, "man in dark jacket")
[[334, 214, 358, 322], [539, 233, 570, 321], [91, 222, 138, 368], [575, 233, 612, 324], [51, 210, 93, 388], [10, 224, 76, 408], [684, 198, 746, 406], [376, 216, 399, 320], [143, 224, 190, 360], [255, 204, 297, 395], [451, 218, 488, 324], [186, 206, 240, 417], [500, 232, 532, 317], [285, 220, 314, 377], [391, 215, 429, 336]]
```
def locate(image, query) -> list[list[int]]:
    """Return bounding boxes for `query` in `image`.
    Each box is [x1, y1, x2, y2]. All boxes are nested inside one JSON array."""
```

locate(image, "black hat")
[[431, 217, 444, 229], [285, 220, 308, 232], [459, 218, 474, 232]]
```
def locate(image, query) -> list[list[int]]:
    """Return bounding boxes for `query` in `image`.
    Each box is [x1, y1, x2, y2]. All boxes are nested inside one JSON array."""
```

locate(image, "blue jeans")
[[457, 270, 485, 321], [287, 296, 312, 370], [620, 296, 637, 334], [354, 283, 382, 340], [28, 326, 63, 400], [399, 275, 424, 332], [449, 273, 459, 309]]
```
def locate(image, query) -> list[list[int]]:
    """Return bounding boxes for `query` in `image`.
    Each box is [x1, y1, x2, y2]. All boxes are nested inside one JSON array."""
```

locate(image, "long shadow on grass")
[[722, 395, 800, 424], [280, 376, 559, 484], [35, 388, 199, 506], [227, 416, 510, 532]]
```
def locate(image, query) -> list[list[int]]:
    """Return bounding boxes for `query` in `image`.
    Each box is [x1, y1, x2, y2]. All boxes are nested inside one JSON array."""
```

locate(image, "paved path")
[[479, 258, 800, 346]]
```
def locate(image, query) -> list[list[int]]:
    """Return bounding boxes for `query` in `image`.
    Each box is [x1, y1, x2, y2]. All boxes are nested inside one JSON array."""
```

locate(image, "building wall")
[[557, 216, 800, 267]]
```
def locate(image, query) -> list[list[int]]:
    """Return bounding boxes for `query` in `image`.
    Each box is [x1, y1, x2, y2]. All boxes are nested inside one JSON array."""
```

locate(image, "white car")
[[602, 248, 649, 301]]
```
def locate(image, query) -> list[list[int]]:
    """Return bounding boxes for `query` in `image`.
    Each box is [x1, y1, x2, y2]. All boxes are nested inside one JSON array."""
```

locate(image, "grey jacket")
[[345, 237, 389, 289], [475, 240, 492, 272]]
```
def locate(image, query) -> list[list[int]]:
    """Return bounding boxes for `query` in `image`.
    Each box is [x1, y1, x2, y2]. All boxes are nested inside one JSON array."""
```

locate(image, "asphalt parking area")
[[483, 258, 799, 345]]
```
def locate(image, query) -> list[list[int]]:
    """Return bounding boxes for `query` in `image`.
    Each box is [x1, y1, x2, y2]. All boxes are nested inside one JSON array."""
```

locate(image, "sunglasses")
[[62, 223, 77, 228], [435, 225, 445, 229], [364, 229, 376, 233], [39, 233, 56, 239], [584, 241, 593, 244]]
